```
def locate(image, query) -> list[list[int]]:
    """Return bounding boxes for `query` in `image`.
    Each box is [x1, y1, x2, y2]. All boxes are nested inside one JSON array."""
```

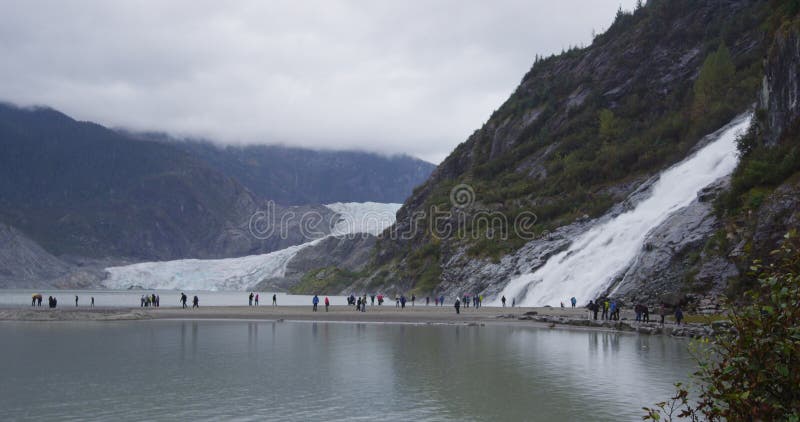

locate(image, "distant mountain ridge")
[[0, 103, 431, 287], [170, 140, 434, 205], [0, 103, 299, 262]]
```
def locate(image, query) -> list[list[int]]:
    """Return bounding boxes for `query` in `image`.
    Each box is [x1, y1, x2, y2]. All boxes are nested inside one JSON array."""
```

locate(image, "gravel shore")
[[0, 304, 585, 324], [0, 305, 716, 338]]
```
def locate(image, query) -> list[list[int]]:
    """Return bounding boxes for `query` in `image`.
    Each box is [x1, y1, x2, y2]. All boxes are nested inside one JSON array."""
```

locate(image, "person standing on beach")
[[674, 306, 684, 325], [501, 296, 506, 307], [411, 294, 416, 306], [255, 294, 259, 306], [400, 295, 406, 309], [511, 298, 515, 307], [192, 296, 199, 308], [180, 293, 188, 308], [248, 292, 254, 306], [325, 296, 330, 312], [589, 300, 599, 320], [454, 298, 461, 314], [570, 297, 577, 308], [371, 295, 375, 306], [602, 300, 609, 320], [659, 304, 667, 324], [75, 295, 79, 307], [312, 295, 319, 312], [273, 294, 277, 306], [426, 296, 430, 306], [91, 297, 94, 308]]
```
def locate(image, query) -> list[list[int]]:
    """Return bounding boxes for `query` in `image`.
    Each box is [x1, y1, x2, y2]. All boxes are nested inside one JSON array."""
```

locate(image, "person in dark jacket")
[[588, 300, 599, 320], [454, 298, 461, 314], [675, 307, 684, 325]]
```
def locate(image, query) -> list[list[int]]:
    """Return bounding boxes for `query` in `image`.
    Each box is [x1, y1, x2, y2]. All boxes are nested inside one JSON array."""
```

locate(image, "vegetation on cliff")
[[368, 0, 770, 294]]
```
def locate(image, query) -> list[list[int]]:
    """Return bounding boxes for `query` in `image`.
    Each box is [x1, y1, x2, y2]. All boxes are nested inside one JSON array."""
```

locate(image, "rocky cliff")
[[0, 222, 107, 288], [345, 0, 771, 301], [712, 14, 800, 298]]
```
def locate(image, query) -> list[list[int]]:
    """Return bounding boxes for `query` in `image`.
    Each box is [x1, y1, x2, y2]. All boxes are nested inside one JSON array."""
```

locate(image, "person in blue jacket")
[[312, 295, 319, 312]]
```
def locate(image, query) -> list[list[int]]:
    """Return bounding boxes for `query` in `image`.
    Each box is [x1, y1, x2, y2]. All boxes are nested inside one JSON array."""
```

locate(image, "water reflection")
[[0, 321, 694, 421]]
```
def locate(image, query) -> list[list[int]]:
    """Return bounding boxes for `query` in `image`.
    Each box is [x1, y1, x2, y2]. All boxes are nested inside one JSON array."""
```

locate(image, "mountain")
[[0, 103, 339, 266], [289, 0, 799, 306], [0, 102, 433, 288], [175, 142, 435, 205]]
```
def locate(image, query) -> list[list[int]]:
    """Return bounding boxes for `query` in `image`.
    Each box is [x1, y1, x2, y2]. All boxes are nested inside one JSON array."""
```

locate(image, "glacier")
[[103, 202, 401, 291], [496, 114, 752, 307]]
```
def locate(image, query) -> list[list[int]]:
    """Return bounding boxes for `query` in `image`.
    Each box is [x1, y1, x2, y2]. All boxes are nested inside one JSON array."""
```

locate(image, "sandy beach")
[[0, 304, 591, 324]]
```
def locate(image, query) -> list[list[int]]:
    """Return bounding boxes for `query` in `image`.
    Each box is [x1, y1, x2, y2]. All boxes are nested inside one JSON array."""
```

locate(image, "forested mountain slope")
[[334, 0, 782, 303]]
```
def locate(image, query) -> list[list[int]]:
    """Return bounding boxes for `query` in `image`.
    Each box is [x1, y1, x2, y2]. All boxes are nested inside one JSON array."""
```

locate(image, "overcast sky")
[[0, 0, 637, 163]]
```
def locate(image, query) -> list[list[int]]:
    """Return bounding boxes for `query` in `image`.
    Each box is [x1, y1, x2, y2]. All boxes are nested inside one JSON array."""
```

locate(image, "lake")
[[0, 320, 694, 421]]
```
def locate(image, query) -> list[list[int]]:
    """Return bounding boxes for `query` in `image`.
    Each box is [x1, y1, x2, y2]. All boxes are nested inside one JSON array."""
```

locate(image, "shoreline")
[[0, 305, 719, 337]]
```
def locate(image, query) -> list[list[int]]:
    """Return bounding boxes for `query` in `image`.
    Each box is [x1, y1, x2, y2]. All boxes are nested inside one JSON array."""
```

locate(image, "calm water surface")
[[0, 321, 694, 421]]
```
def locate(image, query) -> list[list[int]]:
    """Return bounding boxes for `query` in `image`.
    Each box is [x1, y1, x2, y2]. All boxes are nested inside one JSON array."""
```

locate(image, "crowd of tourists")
[[585, 298, 685, 325], [140, 294, 160, 307]]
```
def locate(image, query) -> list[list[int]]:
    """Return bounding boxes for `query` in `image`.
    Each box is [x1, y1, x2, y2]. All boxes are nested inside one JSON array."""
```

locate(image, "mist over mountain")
[[173, 141, 434, 206], [0, 103, 432, 286]]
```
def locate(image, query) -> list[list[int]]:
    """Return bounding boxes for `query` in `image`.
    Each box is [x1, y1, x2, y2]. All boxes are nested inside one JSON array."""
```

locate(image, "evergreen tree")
[[692, 43, 735, 120]]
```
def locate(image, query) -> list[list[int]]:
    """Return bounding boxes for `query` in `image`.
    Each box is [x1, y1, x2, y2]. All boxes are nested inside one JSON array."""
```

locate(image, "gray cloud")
[[0, 0, 637, 163]]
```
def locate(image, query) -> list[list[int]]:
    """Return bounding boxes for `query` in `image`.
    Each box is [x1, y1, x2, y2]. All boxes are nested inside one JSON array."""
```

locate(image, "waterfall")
[[497, 113, 752, 306]]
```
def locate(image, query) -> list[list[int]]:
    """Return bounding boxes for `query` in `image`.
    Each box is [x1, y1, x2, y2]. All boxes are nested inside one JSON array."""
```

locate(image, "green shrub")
[[644, 231, 800, 421], [290, 267, 363, 294]]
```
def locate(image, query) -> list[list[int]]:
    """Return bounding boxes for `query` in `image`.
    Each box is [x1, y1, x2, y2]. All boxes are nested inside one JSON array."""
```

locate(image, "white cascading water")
[[497, 114, 752, 306], [103, 202, 400, 291]]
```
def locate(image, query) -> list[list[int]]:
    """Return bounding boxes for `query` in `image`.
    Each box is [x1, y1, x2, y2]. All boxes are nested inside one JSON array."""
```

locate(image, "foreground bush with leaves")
[[644, 231, 800, 421]]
